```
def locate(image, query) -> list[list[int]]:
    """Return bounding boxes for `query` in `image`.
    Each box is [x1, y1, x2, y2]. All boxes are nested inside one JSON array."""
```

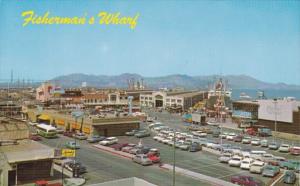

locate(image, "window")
[[171, 99, 176, 102], [149, 97, 152, 100], [177, 99, 182, 103], [141, 96, 144, 99], [166, 99, 170, 102]]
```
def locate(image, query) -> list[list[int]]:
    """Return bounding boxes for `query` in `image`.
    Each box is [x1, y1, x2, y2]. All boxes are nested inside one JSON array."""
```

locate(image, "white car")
[[220, 132, 229, 139], [242, 136, 251, 144], [99, 137, 118, 146], [162, 137, 173, 144], [228, 156, 243, 167], [240, 158, 254, 170], [153, 133, 165, 141], [251, 138, 261, 146], [278, 144, 290, 152], [226, 133, 236, 140], [249, 161, 265, 174], [219, 153, 232, 163]]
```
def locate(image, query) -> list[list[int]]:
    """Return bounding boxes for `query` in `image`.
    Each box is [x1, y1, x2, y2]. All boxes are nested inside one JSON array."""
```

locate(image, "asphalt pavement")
[[40, 135, 209, 186]]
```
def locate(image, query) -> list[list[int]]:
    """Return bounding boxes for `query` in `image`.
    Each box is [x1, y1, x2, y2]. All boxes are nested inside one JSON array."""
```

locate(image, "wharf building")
[[0, 117, 55, 186], [26, 109, 140, 136], [139, 90, 207, 111], [232, 98, 300, 135]]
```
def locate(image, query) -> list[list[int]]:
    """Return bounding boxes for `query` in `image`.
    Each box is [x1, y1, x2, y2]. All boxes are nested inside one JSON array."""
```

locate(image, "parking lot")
[[31, 107, 300, 186]]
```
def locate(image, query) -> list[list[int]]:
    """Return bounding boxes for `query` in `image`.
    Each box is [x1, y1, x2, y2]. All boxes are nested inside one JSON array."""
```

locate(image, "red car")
[[290, 147, 300, 155], [245, 128, 257, 136], [111, 143, 128, 151], [147, 154, 160, 163], [30, 134, 42, 141], [231, 176, 262, 186]]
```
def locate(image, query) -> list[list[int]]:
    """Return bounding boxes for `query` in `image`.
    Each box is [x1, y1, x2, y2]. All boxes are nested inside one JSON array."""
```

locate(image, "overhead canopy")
[[38, 114, 50, 121]]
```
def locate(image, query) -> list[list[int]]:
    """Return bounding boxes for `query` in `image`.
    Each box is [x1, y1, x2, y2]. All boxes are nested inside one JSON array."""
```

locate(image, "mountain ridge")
[[51, 73, 300, 90]]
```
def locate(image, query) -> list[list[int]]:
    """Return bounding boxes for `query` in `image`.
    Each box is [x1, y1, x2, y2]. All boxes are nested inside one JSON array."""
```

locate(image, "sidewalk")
[[160, 164, 236, 186]]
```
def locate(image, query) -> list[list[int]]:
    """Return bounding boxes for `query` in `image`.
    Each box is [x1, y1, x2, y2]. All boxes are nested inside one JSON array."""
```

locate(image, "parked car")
[[234, 135, 243, 142], [65, 141, 80, 149], [121, 143, 136, 153], [136, 147, 151, 154], [125, 129, 139, 136], [268, 142, 279, 150], [132, 154, 153, 166], [279, 144, 290, 153], [220, 132, 228, 139], [250, 161, 265, 174], [73, 133, 87, 140], [147, 154, 160, 163], [226, 133, 236, 141], [228, 156, 243, 167], [283, 171, 296, 184], [241, 136, 251, 144], [218, 153, 232, 163], [189, 142, 202, 152], [99, 137, 118, 146], [260, 139, 268, 147], [64, 162, 87, 174], [179, 141, 191, 151], [240, 158, 254, 170], [230, 175, 262, 186], [29, 134, 42, 141], [251, 138, 261, 146], [279, 160, 300, 171], [87, 135, 106, 143], [134, 130, 151, 138], [290, 146, 300, 155], [262, 165, 280, 177], [63, 131, 74, 137], [111, 143, 128, 151]]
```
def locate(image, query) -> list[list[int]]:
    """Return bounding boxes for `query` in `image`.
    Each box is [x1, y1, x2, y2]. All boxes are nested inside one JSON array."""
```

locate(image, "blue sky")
[[0, 0, 299, 84]]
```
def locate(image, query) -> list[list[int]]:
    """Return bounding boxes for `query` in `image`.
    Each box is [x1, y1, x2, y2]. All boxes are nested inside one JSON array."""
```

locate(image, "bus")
[[36, 124, 58, 138]]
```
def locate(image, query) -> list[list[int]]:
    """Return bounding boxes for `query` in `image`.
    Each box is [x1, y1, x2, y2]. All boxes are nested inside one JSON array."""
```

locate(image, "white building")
[[140, 91, 206, 111]]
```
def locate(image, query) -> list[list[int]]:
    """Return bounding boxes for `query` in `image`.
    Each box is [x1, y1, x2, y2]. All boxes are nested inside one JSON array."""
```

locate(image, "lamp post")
[[173, 129, 176, 186]]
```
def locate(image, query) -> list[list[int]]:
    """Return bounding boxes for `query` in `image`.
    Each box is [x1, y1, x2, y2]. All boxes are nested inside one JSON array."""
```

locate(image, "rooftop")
[[0, 140, 55, 164]]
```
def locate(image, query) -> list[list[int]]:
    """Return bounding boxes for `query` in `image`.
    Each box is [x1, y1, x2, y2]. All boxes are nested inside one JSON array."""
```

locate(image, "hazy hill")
[[51, 73, 300, 90]]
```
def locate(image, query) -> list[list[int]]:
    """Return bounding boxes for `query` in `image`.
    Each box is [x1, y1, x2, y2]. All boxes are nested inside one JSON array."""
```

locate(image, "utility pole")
[[172, 125, 176, 186]]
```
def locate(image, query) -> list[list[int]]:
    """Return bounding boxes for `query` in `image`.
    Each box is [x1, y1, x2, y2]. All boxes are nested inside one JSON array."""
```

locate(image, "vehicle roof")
[[252, 161, 264, 166]]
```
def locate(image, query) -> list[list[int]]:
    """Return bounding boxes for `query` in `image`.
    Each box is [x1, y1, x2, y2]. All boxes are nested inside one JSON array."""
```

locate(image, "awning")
[[38, 114, 51, 121]]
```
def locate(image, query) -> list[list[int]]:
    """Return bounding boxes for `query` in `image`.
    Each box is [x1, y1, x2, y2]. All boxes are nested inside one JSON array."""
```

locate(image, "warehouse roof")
[[0, 140, 55, 164]]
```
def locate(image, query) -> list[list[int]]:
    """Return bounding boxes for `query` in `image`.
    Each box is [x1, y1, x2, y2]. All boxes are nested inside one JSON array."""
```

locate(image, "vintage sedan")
[[218, 153, 232, 163], [230, 175, 262, 186], [87, 135, 106, 143], [260, 139, 268, 147], [240, 158, 254, 170], [242, 136, 251, 144], [65, 141, 80, 149], [262, 165, 280, 177], [132, 154, 153, 166], [283, 171, 296, 184], [99, 137, 118, 146], [268, 142, 279, 150], [228, 156, 243, 167], [278, 144, 290, 153], [251, 138, 261, 146], [290, 146, 300, 155], [250, 161, 265, 174]]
